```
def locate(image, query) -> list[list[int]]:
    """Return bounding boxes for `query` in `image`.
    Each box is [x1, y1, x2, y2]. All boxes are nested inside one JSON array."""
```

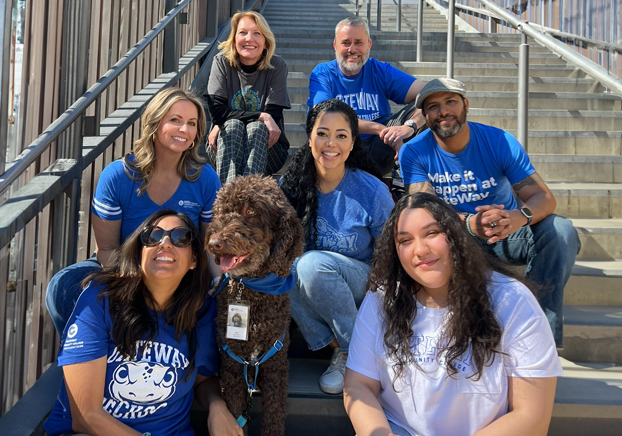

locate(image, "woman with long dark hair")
[[44, 210, 242, 436], [344, 193, 561, 436], [280, 99, 394, 394], [206, 11, 290, 185]]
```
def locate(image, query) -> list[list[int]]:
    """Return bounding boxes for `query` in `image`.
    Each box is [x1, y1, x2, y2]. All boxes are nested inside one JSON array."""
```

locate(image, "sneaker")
[[319, 347, 348, 394]]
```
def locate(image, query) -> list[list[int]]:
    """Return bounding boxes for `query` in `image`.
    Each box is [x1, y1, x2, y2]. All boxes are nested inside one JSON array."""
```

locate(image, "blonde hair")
[[218, 11, 276, 71], [124, 87, 207, 195]]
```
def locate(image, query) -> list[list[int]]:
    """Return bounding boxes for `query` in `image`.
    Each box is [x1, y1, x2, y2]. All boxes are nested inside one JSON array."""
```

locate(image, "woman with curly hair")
[[44, 210, 242, 436], [46, 87, 221, 335], [206, 11, 290, 185], [280, 99, 394, 394], [344, 193, 561, 436]]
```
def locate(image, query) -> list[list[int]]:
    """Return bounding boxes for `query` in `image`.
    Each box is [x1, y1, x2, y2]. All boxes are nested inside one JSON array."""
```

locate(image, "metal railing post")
[[207, 0, 219, 38], [517, 32, 529, 151], [417, 0, 423, 62], [376, 0, 382, 31], [397, 0, 402, 32], [356, 0, 359, 17], [447, 0, 455, 78], [231, 0, 244, 14], [163, 0, 180, 73]]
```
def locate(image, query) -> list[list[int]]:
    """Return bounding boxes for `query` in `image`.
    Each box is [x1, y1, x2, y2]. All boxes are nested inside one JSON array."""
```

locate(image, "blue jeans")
[[480, 214, 580, 348], [45, 256, 101, 336], [288, 251, 371, 352]]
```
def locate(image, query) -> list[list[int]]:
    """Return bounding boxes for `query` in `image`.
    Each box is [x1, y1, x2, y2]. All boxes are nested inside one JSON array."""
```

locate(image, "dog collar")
[[215, 272, 294, 296]]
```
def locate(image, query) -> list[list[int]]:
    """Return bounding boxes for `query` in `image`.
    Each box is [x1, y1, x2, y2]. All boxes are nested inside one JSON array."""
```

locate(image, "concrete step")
[[276, 47, 568, 64], [551, 358, 622, 436], [571, 218, 622, 260], [282, 105, 622, 130], [530, 155, 622, 183], [286, 86, 621, 111], [549, 183, 622, 219], [189, 357, 622, 435], [271, 28, 527, 42], [280, 124, 622, 157], [560, 306, 622, 363], [524, 131, 622, 156], [190, 359, 354, 436], [275, 37, 552, 54], [285, 72, 604, 94], [284, 59, 584, 77], [566, 260, 622, 306]]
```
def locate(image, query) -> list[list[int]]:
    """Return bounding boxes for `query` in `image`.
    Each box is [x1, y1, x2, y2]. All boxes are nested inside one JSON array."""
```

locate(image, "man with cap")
[[399, 77, 580, 348], [308, 16, 427, 175]]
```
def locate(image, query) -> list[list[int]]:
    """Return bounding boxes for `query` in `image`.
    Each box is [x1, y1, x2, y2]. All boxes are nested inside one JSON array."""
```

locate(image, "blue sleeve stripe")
[[91, 198, 122, 217]]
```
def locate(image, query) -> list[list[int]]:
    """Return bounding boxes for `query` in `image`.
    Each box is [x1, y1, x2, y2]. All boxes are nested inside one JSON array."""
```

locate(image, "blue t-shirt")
[[399, 122, 535, 213], [44, 283, 218, 436], [311, 168, 394, 263], [308, 58, 416, 138], [91, 155, 221, 241]]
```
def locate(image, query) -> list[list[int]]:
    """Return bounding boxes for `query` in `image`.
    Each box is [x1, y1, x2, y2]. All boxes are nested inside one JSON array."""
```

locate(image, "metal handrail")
[[473, 0, 622, 97], [454, 1, 622, 54], [0, 0, 192, 195]]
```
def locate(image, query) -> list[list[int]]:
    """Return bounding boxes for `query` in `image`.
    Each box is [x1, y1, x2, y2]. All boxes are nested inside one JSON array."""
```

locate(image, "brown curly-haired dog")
[[206, 175, 304, 436]]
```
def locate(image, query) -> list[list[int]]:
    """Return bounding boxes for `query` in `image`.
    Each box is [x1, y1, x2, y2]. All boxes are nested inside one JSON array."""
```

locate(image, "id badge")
[[226, 300, 250, 341]]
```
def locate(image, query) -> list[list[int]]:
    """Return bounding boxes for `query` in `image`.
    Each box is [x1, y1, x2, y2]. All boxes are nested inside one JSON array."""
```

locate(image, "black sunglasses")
[[140, 225, 194, 248]]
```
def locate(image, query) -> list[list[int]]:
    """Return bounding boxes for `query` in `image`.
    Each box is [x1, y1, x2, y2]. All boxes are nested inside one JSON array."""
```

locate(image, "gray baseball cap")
[[415, 77, 467, 109]]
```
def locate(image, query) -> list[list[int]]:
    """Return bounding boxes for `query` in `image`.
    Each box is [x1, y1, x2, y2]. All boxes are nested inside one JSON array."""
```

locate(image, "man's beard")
[[429, 106, 468, 138], [336, 51, 369, 74]]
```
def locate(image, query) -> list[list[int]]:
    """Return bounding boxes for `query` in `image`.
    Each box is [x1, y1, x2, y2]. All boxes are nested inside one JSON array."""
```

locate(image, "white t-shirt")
[[347, 272, 563, 436]]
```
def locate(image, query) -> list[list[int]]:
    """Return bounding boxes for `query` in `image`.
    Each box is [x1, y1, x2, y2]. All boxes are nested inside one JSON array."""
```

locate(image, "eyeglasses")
[[140, 225, 194, 248]]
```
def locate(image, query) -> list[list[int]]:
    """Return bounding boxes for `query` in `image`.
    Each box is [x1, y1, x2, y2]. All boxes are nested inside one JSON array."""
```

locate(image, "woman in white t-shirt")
[[344, 193, 562, 436]]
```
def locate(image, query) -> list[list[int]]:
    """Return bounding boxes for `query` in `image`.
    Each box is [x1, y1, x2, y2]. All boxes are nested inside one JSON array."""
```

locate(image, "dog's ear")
[[270, 204, 305, 277]]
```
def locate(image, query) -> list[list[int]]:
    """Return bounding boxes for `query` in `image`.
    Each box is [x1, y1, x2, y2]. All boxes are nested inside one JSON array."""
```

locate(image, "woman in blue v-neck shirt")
[[46, 87, 221, 336]]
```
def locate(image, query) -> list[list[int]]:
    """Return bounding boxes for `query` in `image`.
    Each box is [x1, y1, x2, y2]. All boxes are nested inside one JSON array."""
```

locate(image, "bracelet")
[[142, 433, 151, 436], [466, 213, 476, 237]]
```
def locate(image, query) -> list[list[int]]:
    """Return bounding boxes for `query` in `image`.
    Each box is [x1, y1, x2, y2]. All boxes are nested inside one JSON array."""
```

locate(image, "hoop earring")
[[152, 133, 156, 143], [188, 140, 195, 150]]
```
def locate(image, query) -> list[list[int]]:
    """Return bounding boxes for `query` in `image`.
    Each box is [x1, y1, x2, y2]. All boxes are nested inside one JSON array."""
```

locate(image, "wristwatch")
[[519, 207, 533, 226], [404, 119, 416, 130]]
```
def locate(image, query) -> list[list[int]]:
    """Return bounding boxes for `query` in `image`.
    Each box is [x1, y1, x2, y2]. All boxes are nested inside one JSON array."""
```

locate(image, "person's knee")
[[222, 118, 245, 132], [535, 215, 581, 254], [247, 120, 268, 134], [295, 252, 340, 292]]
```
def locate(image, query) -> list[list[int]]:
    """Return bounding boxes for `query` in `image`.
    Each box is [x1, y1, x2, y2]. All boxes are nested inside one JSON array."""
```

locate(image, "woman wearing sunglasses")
[[44, 210, 243, 436], [46, 87, 221, 336]]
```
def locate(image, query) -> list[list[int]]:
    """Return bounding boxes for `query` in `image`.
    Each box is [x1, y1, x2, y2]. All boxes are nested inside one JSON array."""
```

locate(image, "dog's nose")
[[208, 238, 223, 252]]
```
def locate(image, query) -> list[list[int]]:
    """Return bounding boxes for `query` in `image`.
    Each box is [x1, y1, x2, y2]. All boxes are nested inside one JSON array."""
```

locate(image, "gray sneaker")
[[319, 347, 348, 394]]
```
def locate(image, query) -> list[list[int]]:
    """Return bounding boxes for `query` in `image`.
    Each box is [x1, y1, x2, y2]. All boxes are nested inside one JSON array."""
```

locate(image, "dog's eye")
[[246, 209, 255, 215]]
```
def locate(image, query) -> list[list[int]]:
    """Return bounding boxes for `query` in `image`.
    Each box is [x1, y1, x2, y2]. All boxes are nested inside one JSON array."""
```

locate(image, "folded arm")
[[64, 357, 141, 436], [473, 376, 557, 436], [344, 368, 395, 436]]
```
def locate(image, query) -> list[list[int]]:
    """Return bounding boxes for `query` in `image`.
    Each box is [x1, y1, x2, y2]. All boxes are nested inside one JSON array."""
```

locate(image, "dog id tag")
[[226, 300, 250, 341]]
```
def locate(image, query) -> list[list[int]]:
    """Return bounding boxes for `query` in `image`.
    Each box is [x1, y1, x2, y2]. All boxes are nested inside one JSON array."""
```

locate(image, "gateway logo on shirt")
[[178, 200, 200, 209], [316, 217, 358, 254]]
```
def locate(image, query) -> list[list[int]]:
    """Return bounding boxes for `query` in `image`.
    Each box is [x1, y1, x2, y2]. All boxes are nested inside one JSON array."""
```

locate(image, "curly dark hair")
[[83, 209, 211, 378], [280, 99, 382, 247], [368, 193, 527, 382]]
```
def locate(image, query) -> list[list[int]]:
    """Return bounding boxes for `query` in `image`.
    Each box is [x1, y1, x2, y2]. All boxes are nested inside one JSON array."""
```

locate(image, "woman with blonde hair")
[[206, 11, 290, 185], [46, 87, 221, 336]]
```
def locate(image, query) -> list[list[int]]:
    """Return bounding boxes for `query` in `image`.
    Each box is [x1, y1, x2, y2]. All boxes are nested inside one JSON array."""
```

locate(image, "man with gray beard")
[[308, 16, 426, 175], [399, 77, 580, 349]]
